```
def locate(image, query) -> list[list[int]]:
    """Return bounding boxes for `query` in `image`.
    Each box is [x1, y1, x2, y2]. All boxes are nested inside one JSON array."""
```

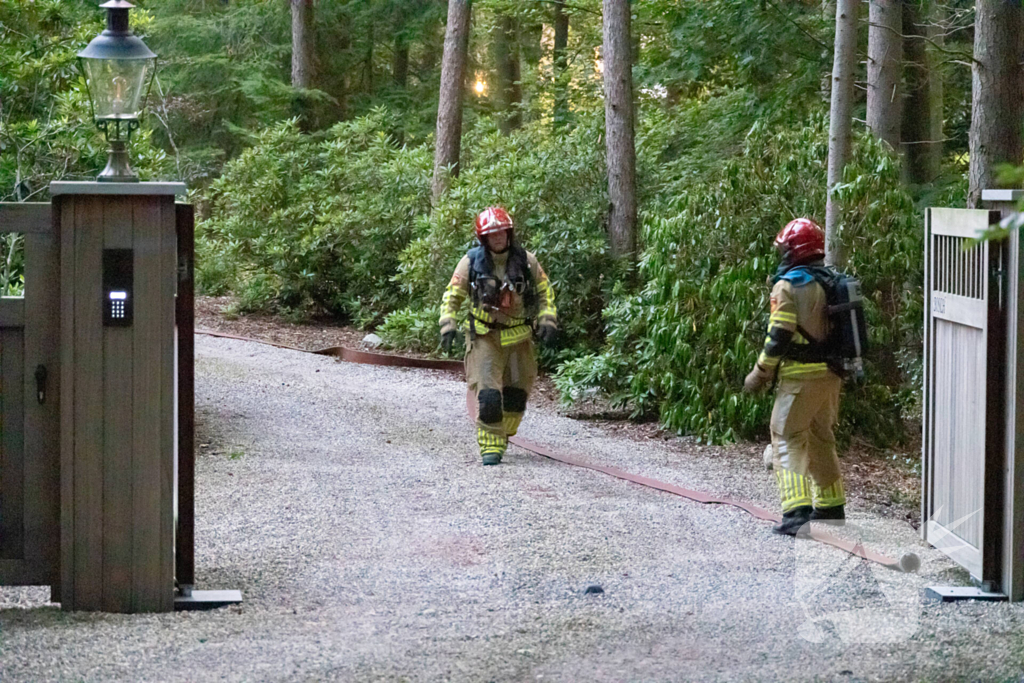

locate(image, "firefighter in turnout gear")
[[744, 218, 846, 536], [439, 207, 558, 465]]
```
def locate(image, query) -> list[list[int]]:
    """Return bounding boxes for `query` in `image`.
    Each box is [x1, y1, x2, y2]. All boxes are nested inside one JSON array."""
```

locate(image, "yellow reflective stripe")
[[476, 310, 527, 327], [537, 276, 557, 319], [467, 305, 529, 340], [440, 284, 467, 324], [472, 306, 495, 323], [758, 352, 780, 368], [500, 326, 532, 346], [777, 469, 812, 511], [778, 363, 830, 379], [470, 305, 525, 327], [477, 426, 508, 454], [502, 413, 523, 437], [813, 479, 846, 508], [769, 311, 797, 325]]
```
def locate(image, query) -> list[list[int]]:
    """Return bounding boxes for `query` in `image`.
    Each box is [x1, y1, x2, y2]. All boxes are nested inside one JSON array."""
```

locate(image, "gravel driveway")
[[2, 335, 1024, 682]]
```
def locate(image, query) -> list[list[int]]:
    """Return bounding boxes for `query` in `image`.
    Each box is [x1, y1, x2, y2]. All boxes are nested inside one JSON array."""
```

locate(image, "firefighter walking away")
[[439, 207, 558, 465], [744, 218, 867, 536]]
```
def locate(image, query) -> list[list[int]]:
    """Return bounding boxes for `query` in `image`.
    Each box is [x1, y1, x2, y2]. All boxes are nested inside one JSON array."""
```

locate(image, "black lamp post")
[[77, 1, 157, 182]]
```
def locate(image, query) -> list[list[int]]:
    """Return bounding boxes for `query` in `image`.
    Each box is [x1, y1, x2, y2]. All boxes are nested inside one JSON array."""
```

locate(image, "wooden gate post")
[[53, 181, 185, 613]]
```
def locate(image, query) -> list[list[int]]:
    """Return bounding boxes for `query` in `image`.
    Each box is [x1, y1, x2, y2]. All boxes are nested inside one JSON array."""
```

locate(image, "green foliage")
[[555, 104, 932, 446], [0, 233, 25, 296], [0, 1, 170, 200], [636, 0, 832, 109], [146, 0, 449, 184], [377, 307, 448, 353], [199, 109, 433, 323], [4, 0, 978, 453], [0, 1, 172, 291]]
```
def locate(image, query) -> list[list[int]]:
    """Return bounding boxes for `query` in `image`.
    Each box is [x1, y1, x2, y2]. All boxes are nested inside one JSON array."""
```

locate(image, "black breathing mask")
[[474, 275, 501, 307]]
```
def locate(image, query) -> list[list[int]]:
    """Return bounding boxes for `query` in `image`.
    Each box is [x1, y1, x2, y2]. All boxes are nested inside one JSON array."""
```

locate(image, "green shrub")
[[555, 108, 931, 447], [198, 109, 432, 323], [377, 307, 452, 353], [199, 95, 938, 449]]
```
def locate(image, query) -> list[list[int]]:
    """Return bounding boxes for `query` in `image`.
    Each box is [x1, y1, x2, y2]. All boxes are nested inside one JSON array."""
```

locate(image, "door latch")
[[34, 365, 46, 405]]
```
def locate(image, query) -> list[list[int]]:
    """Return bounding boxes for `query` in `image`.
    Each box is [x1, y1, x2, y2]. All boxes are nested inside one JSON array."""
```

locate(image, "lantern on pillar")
[[77, 0, 157, 182]]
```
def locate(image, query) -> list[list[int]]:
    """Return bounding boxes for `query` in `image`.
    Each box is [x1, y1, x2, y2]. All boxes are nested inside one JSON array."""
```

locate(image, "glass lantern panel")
[[82, 58, 153, 121]]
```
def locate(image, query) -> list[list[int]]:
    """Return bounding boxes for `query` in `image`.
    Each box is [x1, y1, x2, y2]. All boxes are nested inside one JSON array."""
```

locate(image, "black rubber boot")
[[481, 453, 502, 466], [773, 505, 813, 536], [811, 505, 845, 525]]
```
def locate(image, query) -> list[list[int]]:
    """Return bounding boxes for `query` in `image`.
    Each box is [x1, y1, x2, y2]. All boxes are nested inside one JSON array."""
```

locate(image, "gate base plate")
[[925, 586, 1007, 602], [174, 590, 243, 611]]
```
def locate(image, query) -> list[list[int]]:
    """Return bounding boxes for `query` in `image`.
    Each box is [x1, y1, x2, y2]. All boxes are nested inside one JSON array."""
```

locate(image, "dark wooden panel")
[[159, 197, 176, 611], [0, 298, 25, 328], [132, 196, 168, 612], [0, 329, 25, 560], [0, 560, 41, 585], [984, 236, 1008, 584], [73, 195, 105, 609], [176, 203, 195, 588], [102, 196, 134, 612], [59, 196, 76, 606], [23, 227, 61, 586], [0, 203, 51, 235]]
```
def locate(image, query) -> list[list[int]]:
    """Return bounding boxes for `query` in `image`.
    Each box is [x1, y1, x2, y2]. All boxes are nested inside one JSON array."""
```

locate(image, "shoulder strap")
[[511, 246, 538, 312], [467, 246, 488, 280], [467, 246, 490, 306]]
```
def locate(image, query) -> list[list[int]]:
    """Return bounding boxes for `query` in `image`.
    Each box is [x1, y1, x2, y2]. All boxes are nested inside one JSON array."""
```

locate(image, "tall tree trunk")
[[393, 37, 409, 88], [553, 1, 570, 129], [291, 0, 315, 128], [901, 0, 941, 183], [431, 0, 472, 201], [493, 14, 523, 134], [520, 21, 542, 122], [291, 0, 314, 89], [364, 23, 375, 93], [825, 0, 859, 267], [602, 0, 637, 262], [335, 16, 351, 121], [867, 0, 902, 148], [968, 0, 1024, 207], [926, 2, 945, 179]]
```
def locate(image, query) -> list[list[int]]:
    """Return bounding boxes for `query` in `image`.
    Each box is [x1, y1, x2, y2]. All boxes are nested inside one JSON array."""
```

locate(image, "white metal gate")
[[923, 207, 1005, 581]]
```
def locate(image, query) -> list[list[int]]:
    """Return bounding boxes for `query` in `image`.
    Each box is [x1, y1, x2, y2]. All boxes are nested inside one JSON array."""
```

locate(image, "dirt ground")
[[194, 296, 922, 527]]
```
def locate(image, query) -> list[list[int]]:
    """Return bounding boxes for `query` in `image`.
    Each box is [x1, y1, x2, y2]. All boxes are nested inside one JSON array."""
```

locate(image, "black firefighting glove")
[[537, 324, 558, 348], [441, 330, 457, 356]]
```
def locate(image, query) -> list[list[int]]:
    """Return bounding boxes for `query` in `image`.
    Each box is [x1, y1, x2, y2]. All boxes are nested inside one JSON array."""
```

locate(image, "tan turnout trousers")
[[771, 374, 845, 512], [466, 331, 537, 457]]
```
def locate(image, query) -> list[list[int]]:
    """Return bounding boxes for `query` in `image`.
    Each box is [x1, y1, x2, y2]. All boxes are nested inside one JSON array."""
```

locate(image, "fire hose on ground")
[[196, 328, 920, 573]]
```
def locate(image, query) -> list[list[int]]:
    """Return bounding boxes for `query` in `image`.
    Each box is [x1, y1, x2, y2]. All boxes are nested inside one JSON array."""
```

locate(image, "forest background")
[[0, 0, 997, 453]]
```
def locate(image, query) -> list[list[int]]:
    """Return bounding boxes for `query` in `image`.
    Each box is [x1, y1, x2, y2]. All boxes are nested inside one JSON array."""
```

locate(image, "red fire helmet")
[[475, 207, 514, 239], [775, 218, 825, 263]]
